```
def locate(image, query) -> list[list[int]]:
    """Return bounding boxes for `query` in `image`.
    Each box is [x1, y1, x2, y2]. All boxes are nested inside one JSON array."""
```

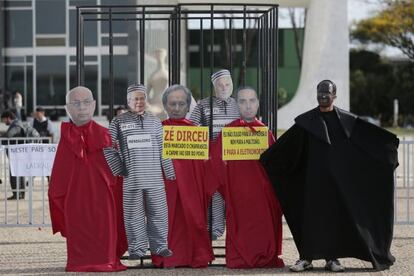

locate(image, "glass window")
[[101, 36, 128, 46], [101, 0, 135, 5], [278, 29, 284, 67], [36, 0, 65, 34], [5, 65, 33, 115], [69, 64, 98, 101], [36, 37, 66, 47], [101, 55, 128, 105], [5, 10, 33, 47], [70, 0, 96, 7], [100, 20, 127, 34], [69, 10, 98, 46], [6, 66, 25, 105], [5, 1, 32, 8], [36, 56, 66, 105], [69, 55, 97, 62]]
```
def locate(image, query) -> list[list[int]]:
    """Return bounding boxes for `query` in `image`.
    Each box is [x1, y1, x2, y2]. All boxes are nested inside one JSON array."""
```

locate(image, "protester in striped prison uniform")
[[104, 84, 175, 260], [189, 70, 240, 240]]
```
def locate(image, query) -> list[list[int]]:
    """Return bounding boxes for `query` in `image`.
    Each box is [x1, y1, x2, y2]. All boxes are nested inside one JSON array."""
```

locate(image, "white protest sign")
[[8, 144, 57, 176]]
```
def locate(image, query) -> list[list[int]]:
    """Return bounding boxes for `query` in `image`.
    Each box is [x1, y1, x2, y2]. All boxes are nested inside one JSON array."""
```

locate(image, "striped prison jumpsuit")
[[104, 111, 175, 257], [190, 96, 240, 238]]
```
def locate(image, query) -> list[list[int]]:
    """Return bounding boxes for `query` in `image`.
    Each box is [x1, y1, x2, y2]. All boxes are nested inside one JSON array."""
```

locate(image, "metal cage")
[[76, 3, 279, 267], [76, 3, 279, 133]]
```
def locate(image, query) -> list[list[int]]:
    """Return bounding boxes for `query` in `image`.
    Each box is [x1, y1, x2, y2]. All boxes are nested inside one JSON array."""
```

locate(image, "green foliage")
[[278, 87, 288, 108], [350, 49, 414, 126], [351, 0, 414, 60]]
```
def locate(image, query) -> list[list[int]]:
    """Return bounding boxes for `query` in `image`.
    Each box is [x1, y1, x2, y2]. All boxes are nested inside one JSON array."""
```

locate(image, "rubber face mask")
[[66, 89, 96, 126], [317, 80, 336, 108], [317, 92, 335, 107], [237, 89, 259, 122], [128, 91, 147, 114], [165, 90, 189, 119], [213, 76, 233, 100]]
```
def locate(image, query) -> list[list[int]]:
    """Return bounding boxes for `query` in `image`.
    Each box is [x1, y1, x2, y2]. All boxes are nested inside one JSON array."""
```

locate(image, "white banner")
[[8, 144, 57, 177]]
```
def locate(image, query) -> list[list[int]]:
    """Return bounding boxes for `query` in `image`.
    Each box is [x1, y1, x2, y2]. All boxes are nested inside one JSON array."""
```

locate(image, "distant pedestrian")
[[1, 110, 30, 200], [29, 107, 55, 142], [13, 91, 23, 120], [3, 89, 12, 110], [115, 105, 127, 116]]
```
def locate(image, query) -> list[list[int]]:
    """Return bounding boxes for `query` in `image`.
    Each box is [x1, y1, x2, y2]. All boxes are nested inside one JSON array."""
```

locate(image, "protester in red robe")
[[152, 85, 214, 268], [209, 87, 284, 269], [48, 86, 127, 272]]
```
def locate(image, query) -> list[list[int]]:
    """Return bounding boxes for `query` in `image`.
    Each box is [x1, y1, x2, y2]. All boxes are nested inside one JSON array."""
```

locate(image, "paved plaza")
[[0, 224, 413, 275], [0, 139, 413, 275]]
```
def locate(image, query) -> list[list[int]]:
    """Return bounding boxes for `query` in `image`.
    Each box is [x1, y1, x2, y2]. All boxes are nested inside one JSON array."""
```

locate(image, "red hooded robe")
[[210, 118, 284, 268], [152, 118, 214, 268], [48, 120, 127, 272]]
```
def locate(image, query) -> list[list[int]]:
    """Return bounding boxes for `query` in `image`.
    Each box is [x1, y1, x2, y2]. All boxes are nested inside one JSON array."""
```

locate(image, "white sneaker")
[[325, 259, 345, 272], [290, 259, 313, 272]]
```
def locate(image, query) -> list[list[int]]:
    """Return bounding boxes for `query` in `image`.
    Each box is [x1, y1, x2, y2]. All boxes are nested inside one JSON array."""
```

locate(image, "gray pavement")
[[0, 134, 412, 275], [0, 225, 413, 276]]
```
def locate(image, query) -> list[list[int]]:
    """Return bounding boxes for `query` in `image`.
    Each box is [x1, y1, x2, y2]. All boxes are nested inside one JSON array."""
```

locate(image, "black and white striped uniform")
[[190, 96, 240, 238], [190, 96, 240, 140], [105, 111, 175, 257]]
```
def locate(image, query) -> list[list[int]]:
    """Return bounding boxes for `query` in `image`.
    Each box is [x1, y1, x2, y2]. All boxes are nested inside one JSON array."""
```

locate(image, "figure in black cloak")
[[260, 80, 399, 272]]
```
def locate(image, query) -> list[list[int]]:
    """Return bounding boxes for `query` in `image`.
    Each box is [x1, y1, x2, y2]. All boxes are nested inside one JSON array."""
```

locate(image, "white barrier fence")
[[0, 137, 413, 227], [0, 138, 53, 227], [395, 138, 414, 225]]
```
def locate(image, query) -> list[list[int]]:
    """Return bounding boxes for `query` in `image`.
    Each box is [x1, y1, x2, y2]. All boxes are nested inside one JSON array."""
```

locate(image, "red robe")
[[210, 119, 284, 268], [48, 121, 127, 272], [152, 118, 214, 268]]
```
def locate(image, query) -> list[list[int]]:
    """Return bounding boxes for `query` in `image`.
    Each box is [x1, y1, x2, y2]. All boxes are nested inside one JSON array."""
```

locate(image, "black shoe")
[[7, 195, 17, 200], [128, 254, 142, 260]]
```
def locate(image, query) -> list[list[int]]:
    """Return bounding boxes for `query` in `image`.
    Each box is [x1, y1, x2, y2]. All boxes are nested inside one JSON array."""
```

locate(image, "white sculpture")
[[147, 48, 169, 120], [146, 48, 196, 120]]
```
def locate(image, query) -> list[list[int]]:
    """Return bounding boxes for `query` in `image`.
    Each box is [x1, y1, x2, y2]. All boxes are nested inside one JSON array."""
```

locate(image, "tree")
[[350, 49, 395, 122], [350, 49, 414, 126], [287, 7, 306, 67], [351, 0, 414, 61]]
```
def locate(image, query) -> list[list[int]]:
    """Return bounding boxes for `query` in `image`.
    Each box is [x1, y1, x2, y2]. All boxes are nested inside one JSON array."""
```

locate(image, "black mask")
[[317, 92, 334, 107], [317, 80, 336, 108]]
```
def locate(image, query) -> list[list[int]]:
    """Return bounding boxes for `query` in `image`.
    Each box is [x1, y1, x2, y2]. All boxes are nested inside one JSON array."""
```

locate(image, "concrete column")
[[278, 0, 349, 129]]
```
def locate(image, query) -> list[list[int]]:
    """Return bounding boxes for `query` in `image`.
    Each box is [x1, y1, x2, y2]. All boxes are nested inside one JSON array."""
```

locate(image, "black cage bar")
[[76, 3, 278, 269], [76, 3, 278, 133]]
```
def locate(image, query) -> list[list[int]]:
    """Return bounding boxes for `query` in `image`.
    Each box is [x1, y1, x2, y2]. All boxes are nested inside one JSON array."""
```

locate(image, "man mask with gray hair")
[[49, 86, 127, 272], [65, 86, 96, 126]]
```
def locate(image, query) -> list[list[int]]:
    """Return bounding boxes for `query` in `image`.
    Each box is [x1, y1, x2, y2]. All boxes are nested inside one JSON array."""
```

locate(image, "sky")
[[279, 0, 383, 28], [187, 0, 404, 57], [348, 0, 404, 58], [278, 0, 404, 58], [348, 0, 383, 24]]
